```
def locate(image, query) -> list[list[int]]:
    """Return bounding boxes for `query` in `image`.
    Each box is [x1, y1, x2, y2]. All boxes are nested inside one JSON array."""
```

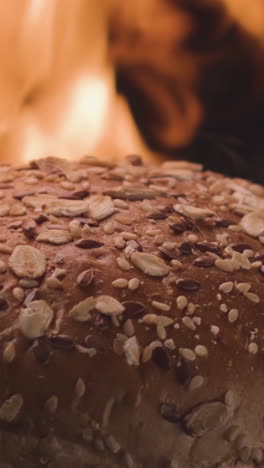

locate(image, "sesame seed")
[[162, 242, 177, 250], [225, 390, 235, 407], [82, 224, 93, 235], [69, 220, 82, 239], [112, 278, 128, 288], [251, 261, 262, 268], [178, 347, 196, 361], [115, 215, 133, 225], [219, 281, 234, 293], [121, 232, 138, 241], [12, 287, 25, 302], [75, 378, 86, 399], [146, 229, 162, 236], [244, 292, 260, 303], [189, 375, 204, 391], [228, 309, 239, 323], [19, 279, 39, 288], [176, 296, 188, 310], [193, 316, 202, 326], [128, 277, 140, 291], [61, 181, 75, 190], [103, 222, 115, 234], [187, 234, 199, 243], [44, 395, 58, 414], [210, 325, 220, 336], [182, 316, 196, 330], [228, 225, 241, 232], [248, 342, 258, 354], [152, 300, 171, 312], [194, 345, 208, 357], [123, 319, 135, 337], [141, 201, 153, 212], [142, 346, 153, 363], [220, 304, 228, 313], [113, 199, 129, 209], [187, 303, 196, 315], [157, 325, 167, 340], [116, 257, 131, 271], [171, 259, 183, 270]]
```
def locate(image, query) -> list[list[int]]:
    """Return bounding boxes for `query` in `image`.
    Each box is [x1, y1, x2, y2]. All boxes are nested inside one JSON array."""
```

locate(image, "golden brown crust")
[[0, 155, 264, 467]]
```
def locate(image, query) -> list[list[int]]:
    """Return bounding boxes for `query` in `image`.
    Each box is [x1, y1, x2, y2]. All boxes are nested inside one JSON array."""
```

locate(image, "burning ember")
[[0, 0, 263, 181]]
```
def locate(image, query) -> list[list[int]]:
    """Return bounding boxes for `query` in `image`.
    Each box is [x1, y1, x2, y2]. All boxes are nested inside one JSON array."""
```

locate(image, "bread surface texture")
[[0, 155, 263, 467]]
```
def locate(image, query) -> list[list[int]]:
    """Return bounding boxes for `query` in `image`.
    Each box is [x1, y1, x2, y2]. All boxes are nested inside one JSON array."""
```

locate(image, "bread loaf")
[[0, 155, 264, 467]]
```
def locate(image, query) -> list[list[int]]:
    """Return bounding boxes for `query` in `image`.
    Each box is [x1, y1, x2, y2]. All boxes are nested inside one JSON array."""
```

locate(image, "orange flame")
[[0, 0, 262, 165]]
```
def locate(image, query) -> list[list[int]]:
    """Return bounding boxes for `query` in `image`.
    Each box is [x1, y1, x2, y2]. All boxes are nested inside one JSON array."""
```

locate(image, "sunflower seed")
[[96, 295, 125, 316], [88, 195, 115, 221], [131, 251, 169, 277], [69, 297, 96, 322], [75, 239, 104, 249], [176, 279, 201, 291], [184, 401, 228, 436], [20, 300, 54, 339]]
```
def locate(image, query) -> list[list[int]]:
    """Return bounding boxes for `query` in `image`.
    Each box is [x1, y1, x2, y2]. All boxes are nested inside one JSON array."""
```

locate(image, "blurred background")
[[0, 0, 264, 182]]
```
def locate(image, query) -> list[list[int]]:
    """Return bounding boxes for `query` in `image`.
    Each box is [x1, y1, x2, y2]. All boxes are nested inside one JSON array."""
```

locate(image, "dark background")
[[111, 0, 264, 183]]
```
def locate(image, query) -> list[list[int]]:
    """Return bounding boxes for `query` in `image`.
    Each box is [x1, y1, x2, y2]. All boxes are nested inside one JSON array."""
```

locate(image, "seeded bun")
[[0, 155, 264, 467]]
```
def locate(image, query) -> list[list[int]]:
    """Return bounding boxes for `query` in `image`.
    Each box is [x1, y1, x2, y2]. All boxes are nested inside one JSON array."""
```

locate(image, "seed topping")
[[9, 245, 46, 279], [131, 251, 169, 277]]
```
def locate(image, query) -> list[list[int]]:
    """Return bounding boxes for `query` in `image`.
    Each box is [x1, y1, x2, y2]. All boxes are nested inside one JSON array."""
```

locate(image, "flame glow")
[[223, 0, 264, 38], [21, 74, 113, 163], [0, 0, 263, 165]]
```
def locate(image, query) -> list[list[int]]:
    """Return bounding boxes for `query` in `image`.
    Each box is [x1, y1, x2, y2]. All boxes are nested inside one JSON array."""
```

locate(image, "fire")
[[0, 0, 151, 165], [0, 0, 263, 165], [223, 0, 264, 38]]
